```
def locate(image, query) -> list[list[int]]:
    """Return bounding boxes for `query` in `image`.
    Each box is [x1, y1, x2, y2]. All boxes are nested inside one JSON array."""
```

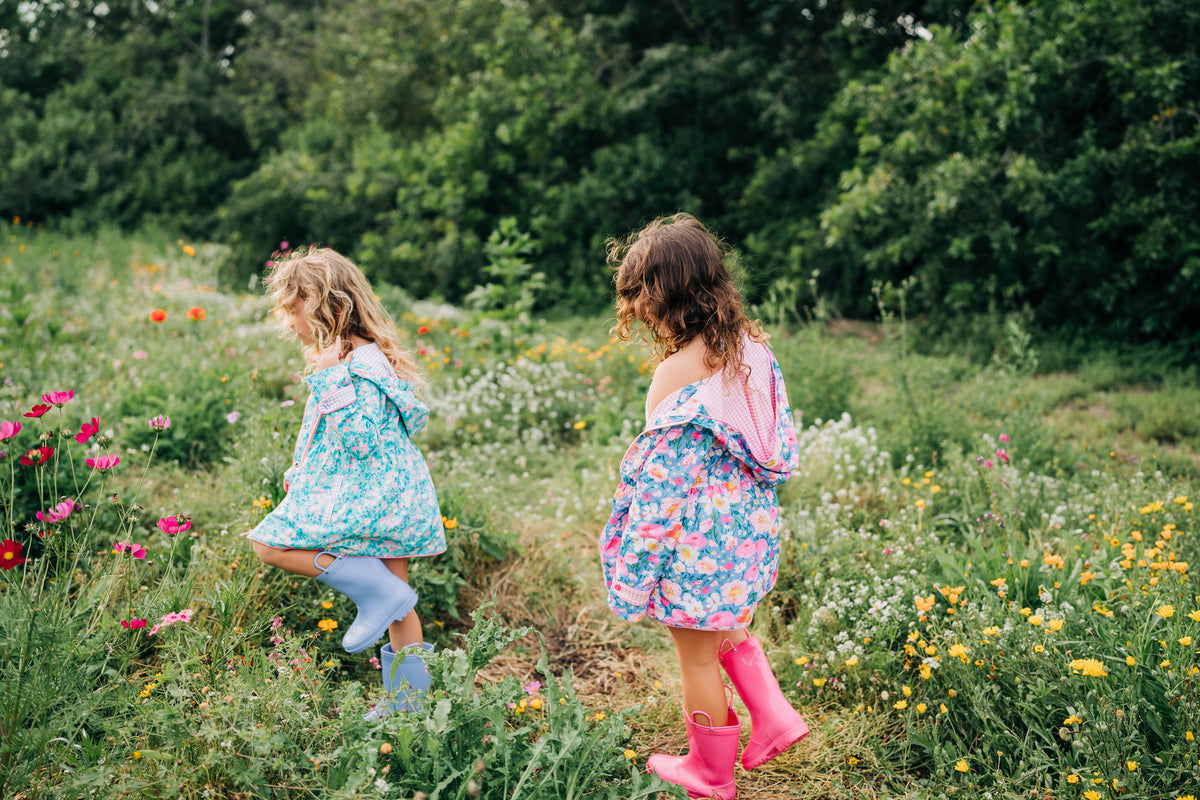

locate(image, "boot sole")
[[741, 722, 810, 771], [342, 591, 418, 653]]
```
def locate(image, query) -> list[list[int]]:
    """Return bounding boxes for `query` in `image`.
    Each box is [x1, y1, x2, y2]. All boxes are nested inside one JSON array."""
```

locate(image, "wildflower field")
[[1, 222, 1198, 800]]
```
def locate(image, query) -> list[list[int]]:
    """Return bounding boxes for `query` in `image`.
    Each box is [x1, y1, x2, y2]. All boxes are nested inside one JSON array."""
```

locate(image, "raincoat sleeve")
[[305, 364, 385, 459], [599, 430, 685, 622]]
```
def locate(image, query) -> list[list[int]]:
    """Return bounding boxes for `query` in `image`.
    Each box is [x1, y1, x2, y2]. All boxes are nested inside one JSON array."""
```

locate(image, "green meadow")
[[1, 224, 1197, 799]]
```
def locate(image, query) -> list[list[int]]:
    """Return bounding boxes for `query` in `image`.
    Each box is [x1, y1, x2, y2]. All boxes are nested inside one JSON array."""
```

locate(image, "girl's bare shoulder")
[[647, 338, 718, 414]]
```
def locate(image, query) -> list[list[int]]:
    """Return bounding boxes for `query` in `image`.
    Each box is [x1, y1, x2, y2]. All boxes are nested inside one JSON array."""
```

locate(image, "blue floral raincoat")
[[248, 343, 445, 558]]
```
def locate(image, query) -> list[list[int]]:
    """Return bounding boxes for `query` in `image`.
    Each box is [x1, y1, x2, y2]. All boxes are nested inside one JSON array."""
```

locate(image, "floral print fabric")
[[600, 340, 799, 630], [248, 343, 445, 559]]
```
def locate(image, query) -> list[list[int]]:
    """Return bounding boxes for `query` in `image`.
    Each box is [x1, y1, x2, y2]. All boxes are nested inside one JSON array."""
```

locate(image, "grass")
[[1, 221, 1198, 799]]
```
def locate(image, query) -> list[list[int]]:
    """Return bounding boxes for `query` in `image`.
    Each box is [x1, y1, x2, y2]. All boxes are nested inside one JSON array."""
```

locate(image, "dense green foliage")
[[2, 1, 1197, 337]]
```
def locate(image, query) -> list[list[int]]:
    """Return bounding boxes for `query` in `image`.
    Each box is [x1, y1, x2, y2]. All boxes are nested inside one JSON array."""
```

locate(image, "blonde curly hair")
[[265, 247, 421, 384]]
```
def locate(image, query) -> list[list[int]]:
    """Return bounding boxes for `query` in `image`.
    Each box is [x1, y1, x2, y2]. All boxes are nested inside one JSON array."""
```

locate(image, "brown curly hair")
[[265, 247, 422, 385], [608, 213, 765, 373]]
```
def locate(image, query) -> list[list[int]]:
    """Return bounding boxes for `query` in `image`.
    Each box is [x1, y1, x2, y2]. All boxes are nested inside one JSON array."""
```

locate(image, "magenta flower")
[[121, 618, 148, 630], [369, 655, 381, 670], [148, 608, 194, 636], [523, 680, 542, 696], [41, 390, 75, 407], [996, 448, 1010, 463], [999, 433, 1010, 443], [86, 454, 120, 471], [23, 404, 51, 419], [37, 499, 79, 524], [76, 417, 100, 444], [133, 350, 148, 360], [983, 459, 993, 469], [20, 446, 54, 466], [0, 421, 20, 441], [148, 414, 171, 431], [226, 411, 240, 424], [113, 541, 147, 559], [280, 241, 289, 250], [156, 515, 192, 536]]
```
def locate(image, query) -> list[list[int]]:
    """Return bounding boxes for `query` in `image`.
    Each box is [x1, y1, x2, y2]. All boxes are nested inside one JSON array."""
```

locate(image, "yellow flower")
[[1020, 607, 1032, 616], [1067, 774, 1079, 783], [915, 595, 936, 613], [1028, 615, 1043, 626], [948, 643, 968, 660], [1125, 760, 1138, 771], [1048, 619, 1064, 631], [844, 657, 859, 667], [132, 750, 142, 760], [1161, 659, 1171, 668], [916, 703, 927, 714], [1126, 656, 1136, 666], [1033, 644, 1045, 653], [812, 677, 828, 687], [847, 756, 859, 765], [894, 700, 908, 710], [624, 749, 637, 762], [1180, 636, 1193, 647], [321, 601, 333, 609], [594, 711, 606, 721], [915, 499, 926, 509], [1157, 604, 1175, 618], [939, 703, 948, 713], [1186, 730, 1194, 741], [902, 685, 912, 697], [1083, 791, 1101, 800], [442, 516, 459, 530], [1069, 658, 1108, 677], [1080, 571, 1096, 585], [573, 420, 587, 430], [1064, 715, 1082, 725], [183, 244, 196, 256], [795, 656, 810, 666], [318, 618, 338, 632], [983, 626, 1000, 636], [1020, 559, 1030, 567], [919, 664, 932, 680], [954, 759, 969, 773]]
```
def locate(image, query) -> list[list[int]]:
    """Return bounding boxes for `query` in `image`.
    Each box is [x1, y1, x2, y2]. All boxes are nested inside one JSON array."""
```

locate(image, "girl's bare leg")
[[251, 541, 333, 577], [667, 626, 751, 726], [383, 557, 423, 650]]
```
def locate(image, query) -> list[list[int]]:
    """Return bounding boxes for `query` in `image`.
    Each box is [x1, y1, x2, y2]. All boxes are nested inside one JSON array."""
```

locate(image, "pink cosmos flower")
[[999, 433, 1010, 443], [0, 421, 20, 441], [113, 541, 147, 559], [157, 515, 192, 536], [86, 454, 120, 471], [996, 448, 1010, 463], [133, 350, 148, 360], [41, 390, 74, 407], [369, 656, 381, 670], [523, 680, 542, 696], [983, 459, 993, 469], [37, 499, 79, 524], [148, 608, 194, 636], [121, 618, 147, 630], [76, 417, 100, 444], [148, 414, 171, 431], [23, 404, 51, 418], [20, 446, 54, 466], [226, 411, 239, 424]]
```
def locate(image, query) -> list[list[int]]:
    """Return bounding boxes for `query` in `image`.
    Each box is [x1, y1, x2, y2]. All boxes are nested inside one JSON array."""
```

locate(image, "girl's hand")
[[313, 337, 347, 371]]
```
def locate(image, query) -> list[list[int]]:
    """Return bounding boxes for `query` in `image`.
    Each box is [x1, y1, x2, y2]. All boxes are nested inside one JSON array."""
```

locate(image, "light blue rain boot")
[[364, 642, 435, 720], [312, 551, 418, 653]]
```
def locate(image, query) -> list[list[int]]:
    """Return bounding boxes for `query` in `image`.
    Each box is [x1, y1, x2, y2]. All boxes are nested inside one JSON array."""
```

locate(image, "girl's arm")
[[305, 364, 386, 459], [599, 431, 686, 620]]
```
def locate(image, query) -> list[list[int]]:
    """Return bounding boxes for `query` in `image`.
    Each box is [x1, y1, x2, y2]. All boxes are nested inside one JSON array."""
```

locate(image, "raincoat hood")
[[640, 338, 798, 486]]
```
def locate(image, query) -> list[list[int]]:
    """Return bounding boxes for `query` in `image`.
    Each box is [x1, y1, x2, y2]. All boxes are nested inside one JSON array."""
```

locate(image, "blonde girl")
[[248, 247, 444, 718]]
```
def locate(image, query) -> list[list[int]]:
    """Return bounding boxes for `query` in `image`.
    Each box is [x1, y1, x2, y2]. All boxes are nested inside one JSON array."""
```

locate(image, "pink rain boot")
[[647, 705, 740, 800], [719, 636, 810, 770]]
